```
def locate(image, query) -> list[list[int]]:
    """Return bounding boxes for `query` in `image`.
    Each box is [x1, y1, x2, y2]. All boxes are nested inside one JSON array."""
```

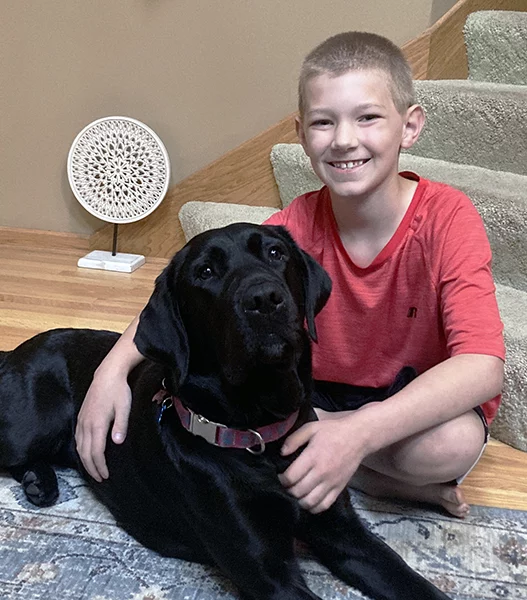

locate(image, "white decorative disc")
[[67, 116, 171, 224]]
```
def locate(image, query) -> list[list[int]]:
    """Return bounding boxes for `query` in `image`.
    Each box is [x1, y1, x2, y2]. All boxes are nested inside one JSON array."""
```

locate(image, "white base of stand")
[[77, 250, 145, 273]]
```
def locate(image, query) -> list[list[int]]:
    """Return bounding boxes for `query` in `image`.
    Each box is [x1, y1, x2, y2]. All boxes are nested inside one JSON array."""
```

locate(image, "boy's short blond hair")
[[298, 31, 415, 116]]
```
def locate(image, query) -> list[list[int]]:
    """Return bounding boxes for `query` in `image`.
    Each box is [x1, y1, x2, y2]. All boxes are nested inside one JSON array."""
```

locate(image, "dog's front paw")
[[22, 466, 59, 507]]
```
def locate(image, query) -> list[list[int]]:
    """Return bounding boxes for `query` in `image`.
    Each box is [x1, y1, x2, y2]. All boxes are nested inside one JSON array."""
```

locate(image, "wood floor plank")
[[462, 439, 527, 510]]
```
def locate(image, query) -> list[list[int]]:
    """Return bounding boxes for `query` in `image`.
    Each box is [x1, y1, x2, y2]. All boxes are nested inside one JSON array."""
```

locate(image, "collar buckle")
[[189, 411, 226, 445]]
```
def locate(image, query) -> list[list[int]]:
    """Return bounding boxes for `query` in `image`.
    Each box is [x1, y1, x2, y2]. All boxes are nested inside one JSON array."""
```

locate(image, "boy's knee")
[[373, 410, 486, 485], [433, 410, 486, 462]]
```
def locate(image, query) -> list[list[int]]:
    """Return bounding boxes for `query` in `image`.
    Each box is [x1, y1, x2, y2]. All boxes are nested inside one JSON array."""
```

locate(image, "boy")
[[76, 32, 504, 518]]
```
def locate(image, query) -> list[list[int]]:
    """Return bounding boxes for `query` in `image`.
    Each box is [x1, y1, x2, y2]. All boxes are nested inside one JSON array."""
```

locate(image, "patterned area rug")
[[1, 468, 526, 600]]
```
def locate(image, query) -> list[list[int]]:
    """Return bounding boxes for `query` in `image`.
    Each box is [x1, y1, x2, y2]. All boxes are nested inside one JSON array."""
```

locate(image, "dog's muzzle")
[[240, 280, 286, 316]]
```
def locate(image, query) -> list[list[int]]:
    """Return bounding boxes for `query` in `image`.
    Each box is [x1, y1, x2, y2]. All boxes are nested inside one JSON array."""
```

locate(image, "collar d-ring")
[[246, 429, 266, 455]]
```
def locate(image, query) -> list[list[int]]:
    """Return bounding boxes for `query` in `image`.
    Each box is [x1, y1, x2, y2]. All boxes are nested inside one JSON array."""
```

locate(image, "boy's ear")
[[295, 115, 307, 150], [400, 104, 425, 150]]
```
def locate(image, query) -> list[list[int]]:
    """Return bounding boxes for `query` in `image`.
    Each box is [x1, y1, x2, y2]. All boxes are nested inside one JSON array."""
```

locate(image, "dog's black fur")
[[0, 224, 450, 600]]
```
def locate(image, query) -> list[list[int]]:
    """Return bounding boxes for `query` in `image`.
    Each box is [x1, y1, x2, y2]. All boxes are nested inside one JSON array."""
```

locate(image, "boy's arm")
[[279, 352, 503, 513], [355, 352, 503, 450], [75, 314, 145, 481]]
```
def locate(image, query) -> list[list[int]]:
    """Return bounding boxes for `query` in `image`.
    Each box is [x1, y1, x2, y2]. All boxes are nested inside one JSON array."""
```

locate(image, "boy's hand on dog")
[[279, 411, 372, 513], [75, 372, 132, 481]]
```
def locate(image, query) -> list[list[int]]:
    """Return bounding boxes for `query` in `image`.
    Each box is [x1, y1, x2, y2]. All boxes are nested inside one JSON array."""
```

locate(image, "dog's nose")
[[242, 282, 285, 315]]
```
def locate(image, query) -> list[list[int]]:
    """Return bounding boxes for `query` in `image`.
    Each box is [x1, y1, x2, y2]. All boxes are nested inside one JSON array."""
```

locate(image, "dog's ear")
[[297, 245, 332, 343], [134, 249, 190, 387], [272, 226, 332, 342]]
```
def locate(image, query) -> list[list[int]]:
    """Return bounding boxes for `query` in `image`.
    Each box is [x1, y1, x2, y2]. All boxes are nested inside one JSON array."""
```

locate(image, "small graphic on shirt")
[[407, 307, 418, 318]]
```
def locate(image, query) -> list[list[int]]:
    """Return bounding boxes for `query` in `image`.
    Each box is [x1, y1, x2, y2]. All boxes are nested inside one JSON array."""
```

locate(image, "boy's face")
[[297, 69, 422, 202]]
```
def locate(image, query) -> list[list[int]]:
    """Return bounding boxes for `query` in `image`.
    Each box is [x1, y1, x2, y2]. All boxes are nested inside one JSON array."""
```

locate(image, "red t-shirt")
[[265, 173, 505, 423]]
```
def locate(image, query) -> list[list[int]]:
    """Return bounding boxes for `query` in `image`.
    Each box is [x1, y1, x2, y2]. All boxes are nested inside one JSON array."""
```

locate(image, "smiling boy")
[[268, 32, 504, 517], [76, 32, 504, 518]]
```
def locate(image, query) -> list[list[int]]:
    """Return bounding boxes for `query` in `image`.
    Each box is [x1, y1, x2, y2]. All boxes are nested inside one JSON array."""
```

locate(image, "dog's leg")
[[298, 495, 451, 600], [180, 474, 320, 600], [192, 511, 319, 600], [9, 462, 60, 507]]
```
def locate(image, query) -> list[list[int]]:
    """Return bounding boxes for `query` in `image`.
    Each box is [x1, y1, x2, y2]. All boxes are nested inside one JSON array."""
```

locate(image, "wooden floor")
[[1, 230, 527, 513]]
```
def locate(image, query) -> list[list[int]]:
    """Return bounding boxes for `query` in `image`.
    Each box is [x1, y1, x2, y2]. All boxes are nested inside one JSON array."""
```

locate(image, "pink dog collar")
[[153, 390, 299, 455]]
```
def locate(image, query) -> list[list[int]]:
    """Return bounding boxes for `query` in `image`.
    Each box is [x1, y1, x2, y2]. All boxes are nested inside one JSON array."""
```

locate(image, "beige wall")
[[1, 0, 456, 234], [431, 0, 461, 22]]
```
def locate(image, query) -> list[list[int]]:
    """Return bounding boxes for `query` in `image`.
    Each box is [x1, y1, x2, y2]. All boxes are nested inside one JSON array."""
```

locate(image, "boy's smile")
[[330, 159, 369, 171], [297, 70, 422, 204]]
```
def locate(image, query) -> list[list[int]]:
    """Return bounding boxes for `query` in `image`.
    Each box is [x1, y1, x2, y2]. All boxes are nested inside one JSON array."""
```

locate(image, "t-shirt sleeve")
[[263, 210, 287, 227], [437, 196, 505, 360], [262, 195, 313, 250]]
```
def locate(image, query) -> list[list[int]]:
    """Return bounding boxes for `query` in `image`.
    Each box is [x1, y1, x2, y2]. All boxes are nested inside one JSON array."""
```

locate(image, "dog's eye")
[[268, 247, 284, 261], [198, 265, 214, 280]]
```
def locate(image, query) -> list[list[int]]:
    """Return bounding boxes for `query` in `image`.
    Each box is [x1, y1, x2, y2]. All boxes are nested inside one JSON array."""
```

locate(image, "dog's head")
[[135, 223, 331, 392]]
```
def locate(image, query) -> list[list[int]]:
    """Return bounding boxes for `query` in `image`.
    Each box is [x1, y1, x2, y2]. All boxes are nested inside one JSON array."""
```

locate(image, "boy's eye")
[[359, 114, 380, 122], [310, 119, 332, 128]]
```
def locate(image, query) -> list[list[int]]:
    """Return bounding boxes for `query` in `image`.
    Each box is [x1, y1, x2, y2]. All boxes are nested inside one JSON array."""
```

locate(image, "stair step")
[[410, 79, 527, 177], [464, 10, 527, 85]]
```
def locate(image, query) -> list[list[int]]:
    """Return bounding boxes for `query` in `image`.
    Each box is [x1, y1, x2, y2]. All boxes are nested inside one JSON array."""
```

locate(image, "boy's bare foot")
[[351, 466, 470, 518], [436, 483, 470, 518]]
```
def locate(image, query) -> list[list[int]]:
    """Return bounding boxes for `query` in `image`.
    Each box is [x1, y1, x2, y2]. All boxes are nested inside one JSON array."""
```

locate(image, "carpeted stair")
[[409, 79, 527, 176], [179, 11, 527, 452], [464, 10, 527, 85]]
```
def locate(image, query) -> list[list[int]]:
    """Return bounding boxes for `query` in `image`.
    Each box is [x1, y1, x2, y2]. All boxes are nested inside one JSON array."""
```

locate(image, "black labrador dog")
[[0, 223, 450, 600]]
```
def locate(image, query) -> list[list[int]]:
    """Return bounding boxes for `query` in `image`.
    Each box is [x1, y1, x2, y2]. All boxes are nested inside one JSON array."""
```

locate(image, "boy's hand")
[[75, 375, 132, 482], [278, 412, 370, 513]]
